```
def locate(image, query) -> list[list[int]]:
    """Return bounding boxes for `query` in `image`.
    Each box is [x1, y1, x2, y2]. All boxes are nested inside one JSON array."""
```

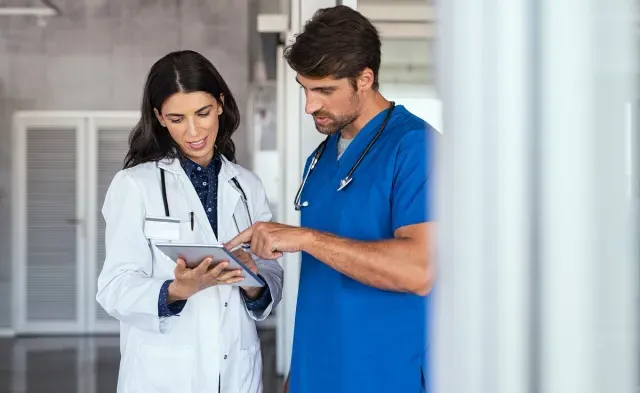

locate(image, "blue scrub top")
[[290, 105, 436, 393]]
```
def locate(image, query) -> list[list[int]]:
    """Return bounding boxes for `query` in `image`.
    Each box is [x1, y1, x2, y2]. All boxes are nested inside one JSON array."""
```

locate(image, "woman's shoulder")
[[121, 161, 160, 176], [114, 161, 165, 182], [108, 161, 160, 192]]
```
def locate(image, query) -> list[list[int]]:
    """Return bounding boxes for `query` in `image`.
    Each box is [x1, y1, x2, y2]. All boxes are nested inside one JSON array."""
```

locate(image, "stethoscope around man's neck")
[[294, 101, 396, 211]]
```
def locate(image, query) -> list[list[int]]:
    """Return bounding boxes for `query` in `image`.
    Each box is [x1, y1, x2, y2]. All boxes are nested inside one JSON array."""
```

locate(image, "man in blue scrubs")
[[226, 5, 436, 393]]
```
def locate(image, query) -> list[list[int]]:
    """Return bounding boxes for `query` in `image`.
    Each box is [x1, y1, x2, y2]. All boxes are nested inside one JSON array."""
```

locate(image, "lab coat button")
[[224, 355, 228, 360], [224, 302, 228, 307]]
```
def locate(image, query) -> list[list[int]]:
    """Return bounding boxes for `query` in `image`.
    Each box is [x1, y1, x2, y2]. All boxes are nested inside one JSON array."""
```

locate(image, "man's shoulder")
[[381, 106, 438, 156], [390, 105, 438, 137]]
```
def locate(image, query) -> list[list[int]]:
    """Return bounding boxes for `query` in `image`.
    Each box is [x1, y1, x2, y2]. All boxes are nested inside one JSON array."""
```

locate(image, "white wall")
[[380, 38, 434, 85]]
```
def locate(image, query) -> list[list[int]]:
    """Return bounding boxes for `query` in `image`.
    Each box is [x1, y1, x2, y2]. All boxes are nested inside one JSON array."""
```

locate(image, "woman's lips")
[[187, 135, 208, 150]]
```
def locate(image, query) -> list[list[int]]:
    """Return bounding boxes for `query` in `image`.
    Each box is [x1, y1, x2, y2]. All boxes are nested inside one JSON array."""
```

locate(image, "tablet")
[[155, 243, 265, 287]]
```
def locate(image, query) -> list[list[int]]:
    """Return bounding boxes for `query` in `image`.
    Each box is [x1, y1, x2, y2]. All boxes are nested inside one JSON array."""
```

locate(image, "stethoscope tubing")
[[294, 102, 396, 210]]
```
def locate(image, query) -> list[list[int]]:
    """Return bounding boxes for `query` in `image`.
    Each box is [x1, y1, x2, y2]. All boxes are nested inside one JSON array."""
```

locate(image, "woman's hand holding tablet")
[[167, 258, 244, 302]]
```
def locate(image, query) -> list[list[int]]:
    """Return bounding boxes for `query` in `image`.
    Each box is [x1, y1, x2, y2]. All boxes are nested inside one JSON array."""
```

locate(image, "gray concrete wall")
[[0, 0, 249, 329]]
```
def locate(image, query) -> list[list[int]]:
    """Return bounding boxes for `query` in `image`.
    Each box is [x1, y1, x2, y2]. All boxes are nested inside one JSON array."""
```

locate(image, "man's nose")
[[305, 99, 322, 115]]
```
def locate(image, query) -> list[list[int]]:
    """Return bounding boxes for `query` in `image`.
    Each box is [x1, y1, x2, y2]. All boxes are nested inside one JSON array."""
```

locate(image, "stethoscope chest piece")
[[337, 176, 353, 191]]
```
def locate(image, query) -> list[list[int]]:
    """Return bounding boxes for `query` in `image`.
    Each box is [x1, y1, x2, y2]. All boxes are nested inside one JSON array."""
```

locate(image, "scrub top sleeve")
[[391, 128, 433, 232]]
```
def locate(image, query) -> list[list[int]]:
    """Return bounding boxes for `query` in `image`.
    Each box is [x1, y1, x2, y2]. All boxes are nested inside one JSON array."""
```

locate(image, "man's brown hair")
[[284, 5, 382, 90]]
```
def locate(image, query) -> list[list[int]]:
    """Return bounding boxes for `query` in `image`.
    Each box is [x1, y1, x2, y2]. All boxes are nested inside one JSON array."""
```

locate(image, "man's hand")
[[233, 249, 262, 299], [225, 222, 313, 260]]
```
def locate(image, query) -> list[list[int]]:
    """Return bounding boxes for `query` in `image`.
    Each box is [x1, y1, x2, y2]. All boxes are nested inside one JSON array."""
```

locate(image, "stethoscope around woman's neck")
[[159, 166, 252, 234], [293, 101, 396, 211]]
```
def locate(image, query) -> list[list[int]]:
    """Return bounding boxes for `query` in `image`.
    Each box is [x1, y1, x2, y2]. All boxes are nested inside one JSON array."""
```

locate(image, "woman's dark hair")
[[124, 50, 240, 168], [283, 5, 381, 90]]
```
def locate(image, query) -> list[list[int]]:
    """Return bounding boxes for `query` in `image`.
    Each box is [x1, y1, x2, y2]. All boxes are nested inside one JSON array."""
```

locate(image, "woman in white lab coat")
[[96, 50, 283, 393]]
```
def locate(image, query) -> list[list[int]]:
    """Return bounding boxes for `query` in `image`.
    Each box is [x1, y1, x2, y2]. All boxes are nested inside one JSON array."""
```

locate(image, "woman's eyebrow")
[[166, 104, 213, 117]]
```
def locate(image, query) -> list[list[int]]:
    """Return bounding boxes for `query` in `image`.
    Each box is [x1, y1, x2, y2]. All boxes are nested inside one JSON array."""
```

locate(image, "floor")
[[0, 329, 283, 393]]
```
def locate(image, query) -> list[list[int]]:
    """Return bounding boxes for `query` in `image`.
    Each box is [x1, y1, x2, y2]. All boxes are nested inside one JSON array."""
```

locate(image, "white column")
[[538, 0, 637, 392], [436, 0, 534, 391], [436, 0, 637, 393], [278, 0, 340, 377]]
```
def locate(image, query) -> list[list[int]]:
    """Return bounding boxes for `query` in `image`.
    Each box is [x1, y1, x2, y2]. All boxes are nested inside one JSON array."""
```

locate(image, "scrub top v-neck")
[[290, 105, 436, 393]]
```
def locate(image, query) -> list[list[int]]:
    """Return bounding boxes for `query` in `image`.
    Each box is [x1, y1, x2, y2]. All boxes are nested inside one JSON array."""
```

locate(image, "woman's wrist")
[[167, 281, 190, 303], [242, 287, 262, 300]]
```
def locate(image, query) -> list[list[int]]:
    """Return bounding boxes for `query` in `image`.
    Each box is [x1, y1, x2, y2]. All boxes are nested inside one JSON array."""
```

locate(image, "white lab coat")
[[96, 156, 283, 393]]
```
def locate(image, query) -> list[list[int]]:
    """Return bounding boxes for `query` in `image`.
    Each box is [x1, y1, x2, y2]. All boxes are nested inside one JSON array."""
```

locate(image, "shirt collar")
[[178, 153, 220, 179]]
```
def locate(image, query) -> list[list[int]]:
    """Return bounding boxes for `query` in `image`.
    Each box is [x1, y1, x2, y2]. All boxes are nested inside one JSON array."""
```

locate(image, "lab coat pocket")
[[239, 343, 262, 393], [134, 344, 195, 393], [144, 216, 181, 241]]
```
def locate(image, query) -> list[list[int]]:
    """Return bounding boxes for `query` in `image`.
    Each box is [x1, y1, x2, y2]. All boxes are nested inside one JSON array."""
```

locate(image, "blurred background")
[[0, 0, 637, 392]]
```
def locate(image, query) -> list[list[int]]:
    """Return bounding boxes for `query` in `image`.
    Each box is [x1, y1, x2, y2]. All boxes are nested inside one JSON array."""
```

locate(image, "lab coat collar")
[[218, 155, 240, 184], [217, 155, 241, 239], [156, 156, 183, 174]]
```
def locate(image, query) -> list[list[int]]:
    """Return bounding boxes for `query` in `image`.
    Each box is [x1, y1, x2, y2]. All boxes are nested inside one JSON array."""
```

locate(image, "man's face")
[[296, 74, 360, 135]]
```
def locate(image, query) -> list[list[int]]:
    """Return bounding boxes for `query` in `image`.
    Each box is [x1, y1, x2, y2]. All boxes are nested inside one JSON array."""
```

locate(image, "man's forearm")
[[301, 229, 432, 295]]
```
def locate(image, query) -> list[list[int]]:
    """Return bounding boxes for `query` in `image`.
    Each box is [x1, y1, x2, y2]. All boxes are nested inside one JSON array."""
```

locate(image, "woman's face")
[[154, 91, 223, 167]]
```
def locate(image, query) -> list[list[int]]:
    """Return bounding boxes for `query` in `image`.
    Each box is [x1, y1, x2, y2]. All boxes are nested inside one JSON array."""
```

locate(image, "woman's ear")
[[153, 108, 166, 127], [218, 94, 225, 115]]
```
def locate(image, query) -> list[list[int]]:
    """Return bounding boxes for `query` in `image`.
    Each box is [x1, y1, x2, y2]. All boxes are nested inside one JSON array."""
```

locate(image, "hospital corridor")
[[0, 0, 638, 392]]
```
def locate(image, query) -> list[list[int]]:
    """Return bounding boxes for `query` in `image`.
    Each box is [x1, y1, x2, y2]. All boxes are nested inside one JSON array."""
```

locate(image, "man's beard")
[[313, 112, 358, 135], [312, 93, 359, 135]]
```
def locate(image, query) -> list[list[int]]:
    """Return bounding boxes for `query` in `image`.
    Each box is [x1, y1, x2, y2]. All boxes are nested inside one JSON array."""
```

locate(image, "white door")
[[12, 117, 88, 334], [12, 112, 138, 334], [86, 116, 138, 333]]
